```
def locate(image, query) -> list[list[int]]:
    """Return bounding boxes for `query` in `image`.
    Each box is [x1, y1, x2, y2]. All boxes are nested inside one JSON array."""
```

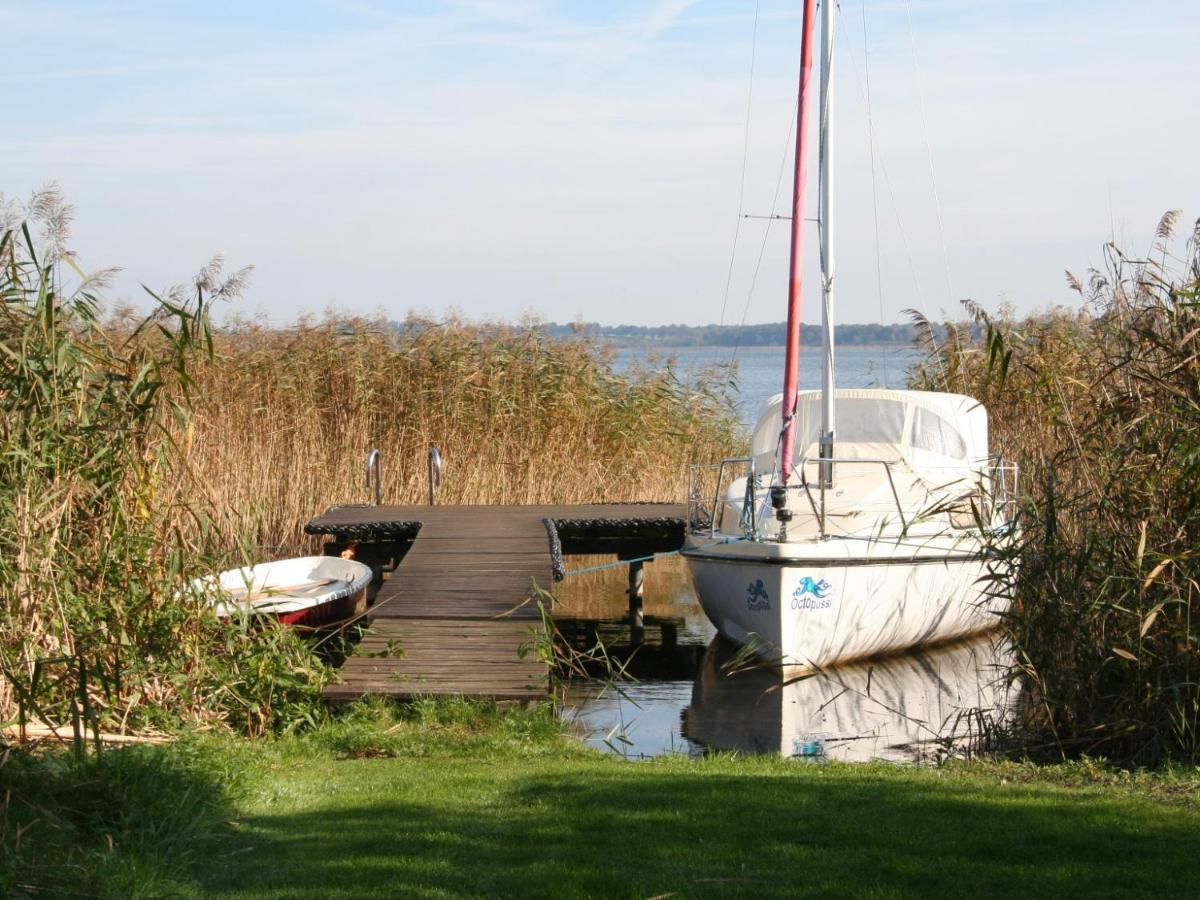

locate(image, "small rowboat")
[[202, 556, 373, 628]]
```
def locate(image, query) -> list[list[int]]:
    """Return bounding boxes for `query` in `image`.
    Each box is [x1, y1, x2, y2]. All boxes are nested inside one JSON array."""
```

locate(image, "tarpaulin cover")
[[749, 389, 989, 478]]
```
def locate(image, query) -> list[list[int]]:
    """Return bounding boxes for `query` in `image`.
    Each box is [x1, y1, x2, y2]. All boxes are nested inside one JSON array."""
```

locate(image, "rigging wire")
[[841, 8, 943, 384], [859, 0, 888, 387], [716, 1, 761, 345], [727, 92, 799, 369], [903, 0, 956, 314]]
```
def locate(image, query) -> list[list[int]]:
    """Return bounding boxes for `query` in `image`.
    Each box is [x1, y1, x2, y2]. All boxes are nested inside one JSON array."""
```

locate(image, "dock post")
[[625, 557, 645, 646]]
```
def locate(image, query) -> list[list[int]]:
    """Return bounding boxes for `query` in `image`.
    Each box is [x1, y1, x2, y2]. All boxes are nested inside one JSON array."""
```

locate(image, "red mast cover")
[[779, 0, 818, 485]]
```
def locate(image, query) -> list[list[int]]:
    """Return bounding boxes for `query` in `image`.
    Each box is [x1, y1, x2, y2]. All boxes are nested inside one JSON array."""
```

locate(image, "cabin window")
[[831, 398, 906, 445], [911, 407, 969, 460]]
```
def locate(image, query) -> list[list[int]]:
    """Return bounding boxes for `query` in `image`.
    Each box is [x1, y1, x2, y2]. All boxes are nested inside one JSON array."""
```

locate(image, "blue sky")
[[3, 1, 1197, 325]]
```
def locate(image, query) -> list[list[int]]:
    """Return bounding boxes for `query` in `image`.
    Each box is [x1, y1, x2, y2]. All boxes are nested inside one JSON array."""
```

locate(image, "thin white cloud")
[[3, 0, 1198, 325], [640, 0, 700, 41]]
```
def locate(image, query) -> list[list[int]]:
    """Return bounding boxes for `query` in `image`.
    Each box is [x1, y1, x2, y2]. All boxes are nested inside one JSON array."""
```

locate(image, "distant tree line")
[[542, 321, 921, 347]]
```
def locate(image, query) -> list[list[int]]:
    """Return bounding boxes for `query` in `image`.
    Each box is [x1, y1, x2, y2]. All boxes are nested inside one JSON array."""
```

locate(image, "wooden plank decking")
[[307, 504, 687, 702]]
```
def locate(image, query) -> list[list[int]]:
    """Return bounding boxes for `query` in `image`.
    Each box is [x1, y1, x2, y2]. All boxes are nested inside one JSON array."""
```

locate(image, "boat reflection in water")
[[683, 633, 1021, 763]]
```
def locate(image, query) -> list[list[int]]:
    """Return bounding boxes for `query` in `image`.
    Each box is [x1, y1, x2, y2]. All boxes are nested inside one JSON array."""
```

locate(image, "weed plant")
[[911, 212, 1200, 765], [0, 187, 327, 737], [0, 187, 741, 737]]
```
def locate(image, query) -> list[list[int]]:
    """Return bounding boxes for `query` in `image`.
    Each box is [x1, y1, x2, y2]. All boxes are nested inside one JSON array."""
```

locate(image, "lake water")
[[611, 344, 921, 427]]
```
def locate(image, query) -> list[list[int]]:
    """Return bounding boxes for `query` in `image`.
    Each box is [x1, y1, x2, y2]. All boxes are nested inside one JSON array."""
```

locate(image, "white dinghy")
[[203, 556, 372, 628], [681, 0, 1018, 673]]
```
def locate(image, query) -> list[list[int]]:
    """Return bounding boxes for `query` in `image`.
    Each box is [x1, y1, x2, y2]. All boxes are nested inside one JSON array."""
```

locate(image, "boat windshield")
[[750, 389, 987, 476]]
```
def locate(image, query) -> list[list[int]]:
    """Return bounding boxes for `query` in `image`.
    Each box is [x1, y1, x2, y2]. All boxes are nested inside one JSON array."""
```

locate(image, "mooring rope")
[[558, 535, 752, 579]]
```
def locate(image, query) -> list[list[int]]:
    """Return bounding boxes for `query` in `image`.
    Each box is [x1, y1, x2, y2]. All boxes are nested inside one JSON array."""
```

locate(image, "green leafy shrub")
[[0, 186, 328, 736], [912, 212, 1200, 765]]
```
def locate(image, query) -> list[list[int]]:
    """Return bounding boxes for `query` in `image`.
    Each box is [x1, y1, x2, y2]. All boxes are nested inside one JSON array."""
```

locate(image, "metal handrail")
[[690, 454, 1017, 543], [795, 455, 908, 537], [366, 449, 382, 506], [790, 454, 1018, 540], [427, 446, 443, 505], [687, 456, 756, 540]]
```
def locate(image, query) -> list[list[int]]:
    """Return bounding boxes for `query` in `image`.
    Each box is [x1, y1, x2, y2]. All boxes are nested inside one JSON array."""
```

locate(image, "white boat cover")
[[749, 389, 989, 478]]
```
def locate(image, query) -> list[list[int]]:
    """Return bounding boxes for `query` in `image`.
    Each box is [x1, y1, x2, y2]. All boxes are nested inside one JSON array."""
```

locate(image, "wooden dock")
[[305, 504, 686, 702]]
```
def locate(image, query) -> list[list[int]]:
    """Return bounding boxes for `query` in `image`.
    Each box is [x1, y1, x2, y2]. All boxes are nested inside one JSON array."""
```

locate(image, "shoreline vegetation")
[[909, 211, 1200, 768], [0, 186, 742, 737], [3, 188, 1199, 895]]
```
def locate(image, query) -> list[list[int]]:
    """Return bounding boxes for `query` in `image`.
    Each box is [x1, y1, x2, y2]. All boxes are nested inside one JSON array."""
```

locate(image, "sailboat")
[[681, 0, 1018, 672]]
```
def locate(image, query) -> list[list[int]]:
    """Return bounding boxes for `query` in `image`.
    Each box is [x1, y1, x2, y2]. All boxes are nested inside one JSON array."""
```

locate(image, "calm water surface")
[[611, 344, 921, 427], [556, 558, 1019, 762], [561, 634, 1017, 762]]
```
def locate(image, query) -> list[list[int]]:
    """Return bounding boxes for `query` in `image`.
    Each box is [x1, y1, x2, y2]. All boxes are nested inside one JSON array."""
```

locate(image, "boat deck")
[[306, 504, 687, 702]]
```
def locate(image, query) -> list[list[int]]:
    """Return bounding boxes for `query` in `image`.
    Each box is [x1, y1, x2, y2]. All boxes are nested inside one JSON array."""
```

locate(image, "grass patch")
[[7, 702, 1199, 898]]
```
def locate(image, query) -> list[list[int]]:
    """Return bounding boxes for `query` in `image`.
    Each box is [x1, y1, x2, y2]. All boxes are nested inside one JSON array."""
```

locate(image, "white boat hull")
[[682, 535, 1006, 673]]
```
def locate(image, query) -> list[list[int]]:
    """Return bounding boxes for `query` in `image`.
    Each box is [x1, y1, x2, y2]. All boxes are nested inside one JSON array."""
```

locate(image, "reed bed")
[[174, 317, 740, 557], [0, 188, 328, 737], [911, 212, 1200, 765], [0, 187, 742, 736]]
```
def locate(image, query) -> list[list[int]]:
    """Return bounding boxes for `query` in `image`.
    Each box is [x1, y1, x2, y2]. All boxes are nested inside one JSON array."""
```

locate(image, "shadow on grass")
[[2, 741, 238, 898], [197, 767, 1200, 899]]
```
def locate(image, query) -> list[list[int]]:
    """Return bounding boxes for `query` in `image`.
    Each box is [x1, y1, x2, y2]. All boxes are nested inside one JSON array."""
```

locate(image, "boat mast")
[[818, 0, 836, 486], [778, 0, 818, 487]]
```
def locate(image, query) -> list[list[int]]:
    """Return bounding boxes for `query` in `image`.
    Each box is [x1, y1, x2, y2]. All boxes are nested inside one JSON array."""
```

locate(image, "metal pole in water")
[[626, 558, 645, 646]]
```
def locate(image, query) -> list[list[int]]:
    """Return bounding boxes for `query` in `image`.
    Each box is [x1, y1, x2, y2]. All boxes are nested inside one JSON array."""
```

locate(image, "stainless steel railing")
[[689, 454, 1018, 542], [366, 449, 382, 506]]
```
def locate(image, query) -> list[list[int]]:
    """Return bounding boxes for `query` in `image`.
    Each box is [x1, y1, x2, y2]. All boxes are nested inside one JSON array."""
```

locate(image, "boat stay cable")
[[716, 0, 761, 348], [840, 9, 943, 386], [859, 0, 888, 388], [903, 0, 956, 316], [726, 93, 799, 370]]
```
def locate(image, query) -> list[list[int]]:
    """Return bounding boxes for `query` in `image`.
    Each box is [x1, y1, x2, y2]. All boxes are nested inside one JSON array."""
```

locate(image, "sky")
[[2, 0, 1197, 326]]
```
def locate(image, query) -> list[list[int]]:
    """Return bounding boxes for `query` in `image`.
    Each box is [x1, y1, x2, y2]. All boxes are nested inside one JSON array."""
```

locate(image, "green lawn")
[[7, 702, 1200, 898]]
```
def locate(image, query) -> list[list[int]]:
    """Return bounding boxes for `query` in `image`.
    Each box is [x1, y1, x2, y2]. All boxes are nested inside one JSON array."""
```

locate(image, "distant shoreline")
[[604, 342, 919, 352], [544, 320, 924, 349]]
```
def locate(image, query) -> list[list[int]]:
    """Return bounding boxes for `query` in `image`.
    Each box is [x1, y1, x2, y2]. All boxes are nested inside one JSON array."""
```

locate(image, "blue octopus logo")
[[746, 579, 770, 611], [791, 577, 833, 611], [796, 577, 831, 599]]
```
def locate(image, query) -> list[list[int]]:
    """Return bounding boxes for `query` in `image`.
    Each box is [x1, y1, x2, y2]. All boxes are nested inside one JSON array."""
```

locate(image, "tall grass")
[[0, 187, 742, 734], [169, 316, 741, 555], [0, 188, 327, 736], [911, 212, 1200, 765]]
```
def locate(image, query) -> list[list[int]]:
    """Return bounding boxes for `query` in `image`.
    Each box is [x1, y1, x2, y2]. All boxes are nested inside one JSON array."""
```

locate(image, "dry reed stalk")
[[910, 213, 1200, 765], [164, 316, 742, 557]]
